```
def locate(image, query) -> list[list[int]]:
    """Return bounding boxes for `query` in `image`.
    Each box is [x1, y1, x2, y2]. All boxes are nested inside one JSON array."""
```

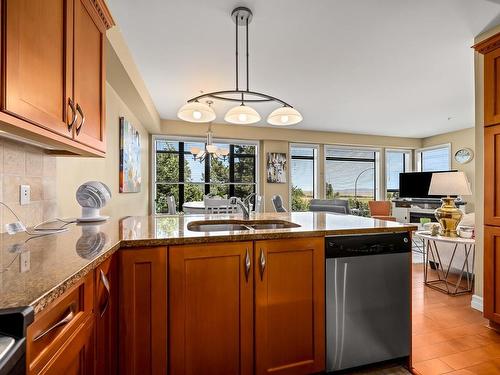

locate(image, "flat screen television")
[[399, 171, 456, 199]]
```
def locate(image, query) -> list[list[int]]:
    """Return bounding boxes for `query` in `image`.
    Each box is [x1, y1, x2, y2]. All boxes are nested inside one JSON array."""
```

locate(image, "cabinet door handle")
[[99, 269, 111, 317], [67, 99, 77, 132], [33, 305, 75, 341], [259, 248, 266, 280], [244, 248, 251, 281], [75, 103, 85, 135]]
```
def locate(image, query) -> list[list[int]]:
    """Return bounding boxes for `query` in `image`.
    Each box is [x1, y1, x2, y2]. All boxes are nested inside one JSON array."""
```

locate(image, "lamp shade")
[[267, 106, 303, 126], [224, 105, 261, 124], [428, 171, 472, 196], [177, 102, 216, 123]]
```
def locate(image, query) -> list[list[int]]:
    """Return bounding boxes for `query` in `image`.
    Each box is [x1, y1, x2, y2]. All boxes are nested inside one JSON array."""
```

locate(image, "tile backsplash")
[[0, 138, 57, 232]]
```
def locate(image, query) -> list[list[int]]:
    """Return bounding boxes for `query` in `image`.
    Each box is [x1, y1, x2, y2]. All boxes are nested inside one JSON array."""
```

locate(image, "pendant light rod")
[[235, 13, 239, 91], [246, 17, 249, 92]]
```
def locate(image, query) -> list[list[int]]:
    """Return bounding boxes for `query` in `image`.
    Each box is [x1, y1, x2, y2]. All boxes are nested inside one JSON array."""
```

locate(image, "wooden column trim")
[[473, 32, 500, 55]]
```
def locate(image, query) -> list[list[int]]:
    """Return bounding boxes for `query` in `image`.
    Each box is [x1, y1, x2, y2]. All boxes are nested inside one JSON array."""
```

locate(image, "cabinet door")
[[484, 125, 500, 226], [169, 242, 254, 375], [35, 316, 95, 375], [484, 226, 500, 323], [3, 0, 74, 137], [95, 255, 117, 375], [119, 247, 167, 375], [485, 48, 500, 126], [255, 237, 325, 375], [73, 0, 106, 151]]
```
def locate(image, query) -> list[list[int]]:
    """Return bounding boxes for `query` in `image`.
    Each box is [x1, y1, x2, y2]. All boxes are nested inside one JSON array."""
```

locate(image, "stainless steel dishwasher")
[[325, 232, 411, 373]]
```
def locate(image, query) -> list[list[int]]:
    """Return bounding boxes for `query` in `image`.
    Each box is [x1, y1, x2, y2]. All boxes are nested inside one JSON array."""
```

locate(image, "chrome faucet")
[[234, 193, 256, 220]]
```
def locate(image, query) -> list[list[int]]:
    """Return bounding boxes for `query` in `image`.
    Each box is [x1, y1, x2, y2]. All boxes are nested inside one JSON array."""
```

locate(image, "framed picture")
[[267, 152, 287, 183], [119, 117, 141, 193]]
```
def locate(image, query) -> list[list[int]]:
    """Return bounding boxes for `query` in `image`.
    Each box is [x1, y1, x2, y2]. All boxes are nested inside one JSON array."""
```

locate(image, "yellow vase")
[[434, 197, 463, 237]]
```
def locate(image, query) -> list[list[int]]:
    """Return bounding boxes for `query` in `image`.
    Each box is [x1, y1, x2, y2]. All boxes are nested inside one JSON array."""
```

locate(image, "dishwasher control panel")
[[325, 232, 411, 258]]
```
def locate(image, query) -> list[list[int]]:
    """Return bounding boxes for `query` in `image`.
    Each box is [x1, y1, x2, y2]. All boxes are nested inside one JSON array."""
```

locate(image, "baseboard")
[[471, 295, 483, 312]]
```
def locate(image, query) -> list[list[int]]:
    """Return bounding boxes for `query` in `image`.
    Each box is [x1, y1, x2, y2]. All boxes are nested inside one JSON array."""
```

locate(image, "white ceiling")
[[107, 0, 500, 138]]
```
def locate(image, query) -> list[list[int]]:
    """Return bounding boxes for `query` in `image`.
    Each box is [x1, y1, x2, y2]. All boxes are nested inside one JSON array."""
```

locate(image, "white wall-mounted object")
[[19, 185, 30, 205]]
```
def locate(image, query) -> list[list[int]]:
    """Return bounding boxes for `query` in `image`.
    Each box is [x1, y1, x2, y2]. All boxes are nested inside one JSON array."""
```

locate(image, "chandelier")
[[189, 102, 229, 162], [177, 7, 303, 126]]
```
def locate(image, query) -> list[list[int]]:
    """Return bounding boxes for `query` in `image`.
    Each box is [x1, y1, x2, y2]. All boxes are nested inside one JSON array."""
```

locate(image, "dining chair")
[[309, 199, 349, 214], [204, 197, 239, 214], [272, 195, 287, 212], [167, 195, 177, 215], [254, 195, 263, 213], [368, 200, 396, 221]]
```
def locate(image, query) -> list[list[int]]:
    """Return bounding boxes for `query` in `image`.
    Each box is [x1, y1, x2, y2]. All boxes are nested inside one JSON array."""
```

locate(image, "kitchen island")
[[0, 212, 416, 374]]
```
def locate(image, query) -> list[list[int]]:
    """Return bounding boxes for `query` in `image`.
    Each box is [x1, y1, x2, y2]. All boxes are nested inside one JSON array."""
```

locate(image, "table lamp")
[[428, 171, 472, 237]]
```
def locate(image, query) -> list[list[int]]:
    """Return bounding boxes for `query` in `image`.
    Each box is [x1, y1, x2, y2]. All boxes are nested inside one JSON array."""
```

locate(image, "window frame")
[[385, 148, 412, 196], [323, 145, 382, 201], [289, 143, 319, 210], [151, 135, 259, 214], [415, 143, 451, 172]]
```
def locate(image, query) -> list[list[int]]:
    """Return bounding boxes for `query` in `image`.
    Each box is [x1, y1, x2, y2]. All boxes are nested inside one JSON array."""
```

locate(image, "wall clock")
[[454, 148, 474, 164]]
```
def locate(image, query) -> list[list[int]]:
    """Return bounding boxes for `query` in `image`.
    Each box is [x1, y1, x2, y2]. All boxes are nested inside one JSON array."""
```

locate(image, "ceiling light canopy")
[[178, 7, 302, 127]]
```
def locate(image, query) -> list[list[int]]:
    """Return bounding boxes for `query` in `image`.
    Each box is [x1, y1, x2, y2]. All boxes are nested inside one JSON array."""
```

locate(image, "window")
[[290, 145, 318, 211], [153, 138, 257, 213], [386, 150, 411, 199], [416, 144, 451, 172], [325, 147, 379, 213]]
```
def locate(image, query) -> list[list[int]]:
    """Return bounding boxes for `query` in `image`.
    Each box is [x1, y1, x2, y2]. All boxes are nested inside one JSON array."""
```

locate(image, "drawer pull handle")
[[34, 305, 75, 341], [75, 103, 85, 135], [68, 99, 77, 132], [244, 248, 251, 281], [100, 269, 111, 317], [259, 248, 266, 280]]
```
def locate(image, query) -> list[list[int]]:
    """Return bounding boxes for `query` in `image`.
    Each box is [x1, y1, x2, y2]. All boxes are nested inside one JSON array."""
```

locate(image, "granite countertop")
[[0, 212, 417, 315]]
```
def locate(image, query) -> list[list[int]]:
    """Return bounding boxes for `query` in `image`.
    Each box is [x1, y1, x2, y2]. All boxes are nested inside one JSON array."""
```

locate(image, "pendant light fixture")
[[178, 7, 302, 126], [189, 102, 229, 162]]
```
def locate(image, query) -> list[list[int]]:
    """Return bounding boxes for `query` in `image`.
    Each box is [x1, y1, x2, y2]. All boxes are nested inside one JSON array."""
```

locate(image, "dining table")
[[182, 201, 206, 214]]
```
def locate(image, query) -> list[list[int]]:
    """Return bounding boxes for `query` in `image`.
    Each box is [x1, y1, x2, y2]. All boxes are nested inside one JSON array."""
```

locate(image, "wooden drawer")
[[26, 271, 94, 374]]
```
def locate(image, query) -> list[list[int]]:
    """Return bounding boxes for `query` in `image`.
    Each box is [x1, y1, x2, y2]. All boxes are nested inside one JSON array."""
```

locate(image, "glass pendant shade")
[[267, 106, 303, 126], [177, 101, 216, 123], [224, 105, 261, 124]]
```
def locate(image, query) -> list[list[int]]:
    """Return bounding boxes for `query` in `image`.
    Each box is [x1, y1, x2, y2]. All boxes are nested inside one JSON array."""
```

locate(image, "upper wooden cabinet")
[[4, 0, 73, 138], [73, 0, 107, 151], [484, 124, 500, 226], [1, 0, 113, 156], [254, 237, 325, 375], [169, 242, 254, 375], [474, 33, 500, 126]]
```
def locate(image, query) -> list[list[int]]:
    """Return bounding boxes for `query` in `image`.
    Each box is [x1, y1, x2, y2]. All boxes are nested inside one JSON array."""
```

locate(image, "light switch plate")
[[20, 184, 30, 205]]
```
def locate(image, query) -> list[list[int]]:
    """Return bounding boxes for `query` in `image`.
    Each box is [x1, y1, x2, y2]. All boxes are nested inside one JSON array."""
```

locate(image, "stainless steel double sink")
[[187, 219, 301, 232]]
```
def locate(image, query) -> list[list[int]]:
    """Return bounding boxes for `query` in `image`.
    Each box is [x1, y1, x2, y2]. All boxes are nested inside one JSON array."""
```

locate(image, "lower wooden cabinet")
[[255, 237, 325, 375], [95, 254, 118, 375], [118, 247, 167, 375], [27, 238, 326, 375], [169, 241, 254, 375], [485, 225, 500, 324], [169, 237, 325, 375], [37, 315, 95, 375], [26, 272, 94, 374]]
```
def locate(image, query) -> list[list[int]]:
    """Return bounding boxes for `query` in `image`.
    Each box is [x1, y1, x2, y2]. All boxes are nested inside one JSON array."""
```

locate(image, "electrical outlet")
[[20, 184, 30, 205], [20, 251, 30, 273]]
